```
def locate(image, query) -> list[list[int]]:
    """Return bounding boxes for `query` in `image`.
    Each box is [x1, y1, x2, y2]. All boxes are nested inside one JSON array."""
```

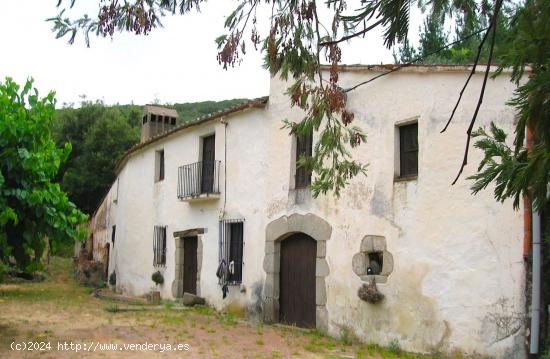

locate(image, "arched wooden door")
[[279, 233, 316, 328]]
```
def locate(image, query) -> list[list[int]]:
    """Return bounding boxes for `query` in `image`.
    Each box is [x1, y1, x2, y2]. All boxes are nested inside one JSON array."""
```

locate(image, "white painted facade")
[[89, 66, 526, 357]]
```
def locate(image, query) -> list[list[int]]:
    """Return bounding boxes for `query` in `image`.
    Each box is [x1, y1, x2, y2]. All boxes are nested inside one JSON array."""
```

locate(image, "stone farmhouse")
[[83, 65, 526, 357]]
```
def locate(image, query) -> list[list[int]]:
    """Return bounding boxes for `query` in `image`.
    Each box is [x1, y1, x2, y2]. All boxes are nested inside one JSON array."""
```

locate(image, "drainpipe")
[[530, 209, 541, 356], [526, 123, 541, 356], [524, 127, 533, 261], [219, 117, 228, 220]]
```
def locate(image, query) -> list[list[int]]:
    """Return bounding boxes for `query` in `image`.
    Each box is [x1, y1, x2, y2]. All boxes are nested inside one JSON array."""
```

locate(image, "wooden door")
[[201, 135, 215, 193], [279, 233, 316, 328], [183, 236, 198, 294]]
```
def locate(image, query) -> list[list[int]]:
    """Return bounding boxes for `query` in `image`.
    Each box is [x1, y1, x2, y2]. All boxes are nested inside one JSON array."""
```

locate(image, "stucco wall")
[[95, 67, 525, 357]]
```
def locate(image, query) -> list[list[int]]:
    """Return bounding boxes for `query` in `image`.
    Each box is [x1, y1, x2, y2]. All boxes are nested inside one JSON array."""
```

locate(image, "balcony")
[[177, 160, 221, 202]]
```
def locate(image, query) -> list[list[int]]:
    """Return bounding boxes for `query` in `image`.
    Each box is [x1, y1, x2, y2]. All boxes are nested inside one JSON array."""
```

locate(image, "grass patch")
[[255, 339, 265, 345], [193, 305, 215, 316], [104, 304, 121, 313], [219, 312, 238, 326], [303, 329, 339, 353], [0, 257, 99, 309], [0, 324, 18, 347], [161, 314, 186, 325], [356, 343, 440, 359], [256, 323, 264, 335]]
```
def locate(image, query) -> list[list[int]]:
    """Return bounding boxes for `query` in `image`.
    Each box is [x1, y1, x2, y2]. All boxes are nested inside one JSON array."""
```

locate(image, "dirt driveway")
[[0, 258, 429, 359]]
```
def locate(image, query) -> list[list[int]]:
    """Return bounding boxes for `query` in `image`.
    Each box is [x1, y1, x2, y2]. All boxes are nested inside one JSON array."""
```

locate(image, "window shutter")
[[159, 151, 165, 181], [399, 123, 418, 177]]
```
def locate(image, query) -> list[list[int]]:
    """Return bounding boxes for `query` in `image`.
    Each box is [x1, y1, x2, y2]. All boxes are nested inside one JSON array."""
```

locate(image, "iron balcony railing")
[[177, 160, 221, 199]]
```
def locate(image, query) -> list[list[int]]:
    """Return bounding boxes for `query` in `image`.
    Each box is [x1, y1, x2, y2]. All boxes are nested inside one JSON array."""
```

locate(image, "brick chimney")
[[141, 105, 178, 143]]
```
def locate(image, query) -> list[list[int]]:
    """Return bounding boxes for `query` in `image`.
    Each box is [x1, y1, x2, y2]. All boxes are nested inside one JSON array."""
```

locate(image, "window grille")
[[219, 219, 244, 284], [153, 226, 167, 267]]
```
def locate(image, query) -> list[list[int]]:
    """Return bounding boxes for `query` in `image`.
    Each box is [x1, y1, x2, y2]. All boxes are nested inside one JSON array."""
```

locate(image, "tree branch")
[[451, 0, 502, 185], [440, 25, 493, 133], [320, 18, 383, 46], [313, 0, 323, 85]]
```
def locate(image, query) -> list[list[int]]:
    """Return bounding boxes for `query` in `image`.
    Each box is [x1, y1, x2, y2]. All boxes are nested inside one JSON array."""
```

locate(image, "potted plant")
[[151, 271, 164, 304], [108, 271, 116, 290]]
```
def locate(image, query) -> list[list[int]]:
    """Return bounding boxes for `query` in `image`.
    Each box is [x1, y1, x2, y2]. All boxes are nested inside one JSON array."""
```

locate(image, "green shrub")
[[388, 339, 401, 354], [151, 271, 164, 285], [0, 261, 6, 283], [108, 271, 116, 286]]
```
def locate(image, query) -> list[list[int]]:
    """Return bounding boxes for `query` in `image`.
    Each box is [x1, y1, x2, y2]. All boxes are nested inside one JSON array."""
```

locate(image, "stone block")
[[316, 305, 329, 333], [380, 251, 394, 276], [360, 236, 374, 252], [263, 253, 279, 273], [360, 274, 388, 284], [317, 240, 326, 258], [265, 241, 276, 255], [266, 216, 288, 242], [316, 258, 330, 277], [352, 252, 367, 276], [287, 213, 304, 233], [304, 215, 332, 242], [182, 292, 206, 306], [262, 297, 277, 323], [171, 279, 181, 298], [316, 277, 327, 305], [263, 273, 276, 297], [372, 236, 386, 252]]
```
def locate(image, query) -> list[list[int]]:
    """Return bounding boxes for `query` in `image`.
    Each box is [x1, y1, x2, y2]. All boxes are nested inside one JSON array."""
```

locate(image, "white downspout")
[[529, 208, 541, 355]]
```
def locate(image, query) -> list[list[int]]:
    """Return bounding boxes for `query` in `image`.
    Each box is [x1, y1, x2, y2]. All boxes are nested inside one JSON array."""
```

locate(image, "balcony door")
[[201, 135, 215, 193]]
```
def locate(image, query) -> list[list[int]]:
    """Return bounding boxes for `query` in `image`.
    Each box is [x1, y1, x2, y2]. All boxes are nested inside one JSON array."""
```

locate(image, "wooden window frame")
[[397, 122, 418, 179]]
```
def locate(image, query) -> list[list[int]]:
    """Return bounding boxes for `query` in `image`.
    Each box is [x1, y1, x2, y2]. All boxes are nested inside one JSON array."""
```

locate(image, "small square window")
[[398, 123, 418, 178]]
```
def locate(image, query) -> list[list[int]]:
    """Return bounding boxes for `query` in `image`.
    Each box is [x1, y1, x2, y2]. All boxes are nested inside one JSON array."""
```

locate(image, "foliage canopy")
[[0, 78, 87, 272]]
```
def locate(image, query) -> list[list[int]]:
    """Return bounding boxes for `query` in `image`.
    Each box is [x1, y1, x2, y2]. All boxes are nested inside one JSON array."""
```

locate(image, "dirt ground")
[[0, 258, 431, 359]]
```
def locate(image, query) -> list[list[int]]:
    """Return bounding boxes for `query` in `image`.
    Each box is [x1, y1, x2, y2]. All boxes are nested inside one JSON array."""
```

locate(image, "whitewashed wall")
[[94, 67, 525, 357]]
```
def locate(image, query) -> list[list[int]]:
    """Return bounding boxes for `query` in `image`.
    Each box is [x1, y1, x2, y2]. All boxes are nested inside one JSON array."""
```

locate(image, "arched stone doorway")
[[263, 213, 332, 332]]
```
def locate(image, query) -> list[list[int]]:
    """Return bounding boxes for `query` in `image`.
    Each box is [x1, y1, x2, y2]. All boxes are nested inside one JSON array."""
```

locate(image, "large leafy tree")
[[0, 78, 87, 272], [49, 0, 548, 207]]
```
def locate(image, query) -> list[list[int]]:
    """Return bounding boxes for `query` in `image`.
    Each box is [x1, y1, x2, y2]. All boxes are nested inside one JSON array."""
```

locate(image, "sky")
[[0, 1, 422, 107]]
